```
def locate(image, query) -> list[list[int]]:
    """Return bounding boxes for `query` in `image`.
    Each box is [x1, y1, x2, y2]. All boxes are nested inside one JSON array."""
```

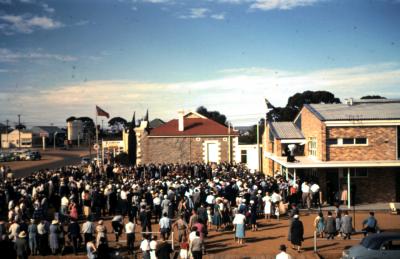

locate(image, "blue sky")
[[1, 0, 400, 127]]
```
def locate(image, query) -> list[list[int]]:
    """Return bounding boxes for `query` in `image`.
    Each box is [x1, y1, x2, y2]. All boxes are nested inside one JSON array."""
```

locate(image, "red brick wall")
[[140, 136, 231, 164], [299, 106, 327, 161], [327, 126, 397, 161]]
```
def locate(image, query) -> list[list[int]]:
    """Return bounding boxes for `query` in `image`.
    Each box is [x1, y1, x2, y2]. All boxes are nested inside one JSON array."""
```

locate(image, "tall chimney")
[[178, 110, 185, 131]]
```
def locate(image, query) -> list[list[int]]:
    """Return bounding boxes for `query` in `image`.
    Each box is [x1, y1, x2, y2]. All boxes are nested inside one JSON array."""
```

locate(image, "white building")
[[67, 120, 83, 141], [235, 144, 260, 172], [1, 129, 33, 148]]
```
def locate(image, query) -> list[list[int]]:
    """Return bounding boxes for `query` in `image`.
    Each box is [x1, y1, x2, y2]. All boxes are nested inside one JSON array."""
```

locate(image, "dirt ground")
[[30, 210, 400, 259]]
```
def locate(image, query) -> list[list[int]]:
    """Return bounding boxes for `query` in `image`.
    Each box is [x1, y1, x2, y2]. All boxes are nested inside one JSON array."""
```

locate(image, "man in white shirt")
[[81, 218, 95, 244], [140, 235, 150, 258], [125, 218, 135, 254], [301, 181, 311, 209], [276, 244, 292, 259], [310, 182, 320, 208], [159, 213, 171, 239]]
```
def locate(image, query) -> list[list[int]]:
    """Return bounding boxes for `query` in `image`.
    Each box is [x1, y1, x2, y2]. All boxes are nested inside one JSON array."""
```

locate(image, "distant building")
[[136, 111, 239, 164], [67, 120, 83, 142], [31, 126, 64, 146], [235, 144, 260, 172], [1, 129, 33, 148], [263, 98, 400, 204]]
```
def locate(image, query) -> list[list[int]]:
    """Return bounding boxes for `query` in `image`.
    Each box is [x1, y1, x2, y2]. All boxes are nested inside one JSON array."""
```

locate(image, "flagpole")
[[95, 106, 99, 167]]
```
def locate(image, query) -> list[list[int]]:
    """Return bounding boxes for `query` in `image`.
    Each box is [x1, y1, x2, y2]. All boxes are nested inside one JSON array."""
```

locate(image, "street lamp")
[[53, 131, 58, 150]]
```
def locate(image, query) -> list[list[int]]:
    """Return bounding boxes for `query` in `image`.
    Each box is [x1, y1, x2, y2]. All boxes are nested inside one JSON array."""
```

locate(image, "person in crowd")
[[86, 239, 97, 259], [27, 219, 38, 256], [49, 219, 60, 255], [301, 181, 310, 209], [313, 212, 325, 238], [111, 214, 123, 242], [14, 231, 28, 259], [156, 235, 173, 259], [95, 220, 107, 248], [310, 182, 320, 208], [82, 217, 96, 244], [68, 218, 81, 255], [97, 237, 109, 259], [233, 211, 246, 245], [140, 234, 151, 259], [190, 231, 204, 259], [362, 211, 378, 236], [173, 214, 188, 243], [159, 212, 172, 240], [250, 200, 258, 231], [289, 215, 303, 253], [125, 217, 136, 254], [179, 235, 189, 259], [325, 211, 336, 240], [263, 192, 272, 221], [276, 244, 292, 259], [149, 235, 158, 259], [341, 210, 353, 240]]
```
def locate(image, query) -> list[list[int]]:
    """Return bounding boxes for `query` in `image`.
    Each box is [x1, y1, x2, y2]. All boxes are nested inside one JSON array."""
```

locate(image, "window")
[[241, 150, 247, 163], [343, 138, 354, 145], [349, 168, 368, 178], [381, 239, 400, 250], [355, 138, 367, 144], [308, 137, 317, 157], [334, 137, 368, 146], [327, 138, 338, 145]]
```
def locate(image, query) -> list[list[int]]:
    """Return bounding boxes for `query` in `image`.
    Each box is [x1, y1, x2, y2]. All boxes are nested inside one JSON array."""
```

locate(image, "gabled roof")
[[149, 117, 238, 137], [31, 126, 62, 134], [305, 100, 400, 121], [269, 122, 304, 139]]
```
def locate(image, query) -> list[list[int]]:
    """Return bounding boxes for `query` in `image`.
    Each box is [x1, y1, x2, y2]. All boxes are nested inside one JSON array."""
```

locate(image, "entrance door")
[[326, 169, 339, 205], [207, 143, 218, 163]]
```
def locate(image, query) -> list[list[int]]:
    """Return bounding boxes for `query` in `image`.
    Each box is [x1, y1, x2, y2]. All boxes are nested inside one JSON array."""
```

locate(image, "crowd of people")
[[0, 161, 379, 259]]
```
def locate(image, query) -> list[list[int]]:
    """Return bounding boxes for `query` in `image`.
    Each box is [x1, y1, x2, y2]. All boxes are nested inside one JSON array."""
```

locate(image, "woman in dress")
[[263, 192, 272, 221], [212, 200, 222, 232], [49, 219, 60, 255], [233, 211, 246, 245], [249, 200, 258, 231], [313, 212, 325, 238], [289, 215, 304, 253]]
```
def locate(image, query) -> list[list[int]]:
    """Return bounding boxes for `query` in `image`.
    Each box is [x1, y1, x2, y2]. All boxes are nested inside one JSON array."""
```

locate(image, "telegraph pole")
[[18, 114, 21, 149]]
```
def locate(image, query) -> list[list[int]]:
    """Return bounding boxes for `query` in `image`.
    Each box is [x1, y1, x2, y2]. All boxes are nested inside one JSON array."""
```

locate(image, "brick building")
[[135, 111, 239, 164], [262, 99, 400, 205]]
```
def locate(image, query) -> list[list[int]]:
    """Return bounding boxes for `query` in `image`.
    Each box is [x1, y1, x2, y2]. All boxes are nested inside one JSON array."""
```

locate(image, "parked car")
[[81, 157, 91, 166], [0, 153, 11, 162], [342, 232, 400, 259], [25, 151, 41, 161]]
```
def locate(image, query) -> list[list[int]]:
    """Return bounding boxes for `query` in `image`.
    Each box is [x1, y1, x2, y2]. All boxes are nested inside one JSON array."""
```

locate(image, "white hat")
[[250, 200, 254, 204], [294, 214, 299, 219]]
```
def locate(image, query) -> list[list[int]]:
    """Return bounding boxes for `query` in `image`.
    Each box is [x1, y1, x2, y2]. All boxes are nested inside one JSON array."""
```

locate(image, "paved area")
[[30, 211, 400, 259], [1, 148, 92, 178]]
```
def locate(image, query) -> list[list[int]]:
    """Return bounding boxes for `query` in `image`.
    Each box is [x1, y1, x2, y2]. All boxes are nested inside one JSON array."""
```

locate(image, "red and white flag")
[[96, 105, 110, 118]]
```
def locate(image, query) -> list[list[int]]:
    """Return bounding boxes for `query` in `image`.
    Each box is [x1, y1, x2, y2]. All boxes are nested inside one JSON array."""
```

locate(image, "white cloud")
[[0, 14, 63, 34], [0, 48, 77, 63], [250, 0, 321, 10], [211, 13, 225, 20], [179, 8, 209, 19], [3, 63, 400, 126], [41, 3, 55, 13], [179, 8, 225, 20]]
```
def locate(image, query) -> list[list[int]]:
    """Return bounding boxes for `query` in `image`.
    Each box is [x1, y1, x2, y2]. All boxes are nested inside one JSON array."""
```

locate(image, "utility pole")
[[18, 114, 21, 149]]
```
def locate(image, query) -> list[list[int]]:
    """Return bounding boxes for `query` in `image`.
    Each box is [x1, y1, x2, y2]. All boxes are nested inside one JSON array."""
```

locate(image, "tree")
[[267, 90, 341, 122], [196, 106, 228, 126], [66, 116, 76, 122], [77, 117, 95, 135], [108, 117, 128, 131], [360, 95, 386, 99], [15, 124, 26, 130], [128, 112, 137, 166]]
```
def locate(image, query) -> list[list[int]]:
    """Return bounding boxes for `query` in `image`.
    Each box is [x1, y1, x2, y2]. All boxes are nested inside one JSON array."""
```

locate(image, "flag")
[[265, 98, 275, 109], [96, 105, 110, 118]]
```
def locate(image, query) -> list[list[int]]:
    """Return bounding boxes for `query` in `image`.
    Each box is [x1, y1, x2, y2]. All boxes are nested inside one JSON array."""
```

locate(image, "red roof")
[[149, 118, 238, 136]]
